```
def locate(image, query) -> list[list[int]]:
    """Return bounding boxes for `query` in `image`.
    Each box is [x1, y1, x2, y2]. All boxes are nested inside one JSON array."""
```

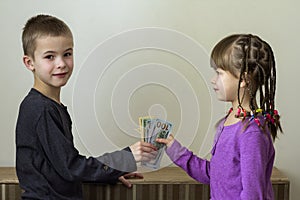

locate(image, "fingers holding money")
[[155, 133, 175, 148], [129, 141, 158, 162]]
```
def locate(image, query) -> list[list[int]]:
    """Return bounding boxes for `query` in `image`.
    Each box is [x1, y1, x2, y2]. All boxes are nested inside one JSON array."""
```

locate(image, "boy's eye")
[[64, 52, 72, 57], [45, 55, 54, 60]]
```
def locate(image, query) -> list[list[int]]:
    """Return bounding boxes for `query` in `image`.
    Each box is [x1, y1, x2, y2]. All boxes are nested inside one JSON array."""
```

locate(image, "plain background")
[[0, 0, 299, 199]]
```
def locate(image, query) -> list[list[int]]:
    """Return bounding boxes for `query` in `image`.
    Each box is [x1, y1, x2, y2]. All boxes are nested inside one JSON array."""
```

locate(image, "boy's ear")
[[23, 55, 35, 71]]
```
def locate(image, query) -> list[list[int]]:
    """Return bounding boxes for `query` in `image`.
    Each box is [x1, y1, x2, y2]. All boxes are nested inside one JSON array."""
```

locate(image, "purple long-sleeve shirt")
[[166, 118, 275, 200]]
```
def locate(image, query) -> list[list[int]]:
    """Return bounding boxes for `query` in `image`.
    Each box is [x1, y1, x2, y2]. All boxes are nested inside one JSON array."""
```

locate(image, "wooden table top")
[[0, 167, 18, 184], [0, 166, 289, 185]]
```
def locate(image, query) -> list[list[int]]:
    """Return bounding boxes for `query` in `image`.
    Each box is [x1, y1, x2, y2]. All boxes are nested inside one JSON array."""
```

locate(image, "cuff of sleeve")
[[96, 148, 137, 173], [123, 146, 132, 152], [166, 140, 187, 162]]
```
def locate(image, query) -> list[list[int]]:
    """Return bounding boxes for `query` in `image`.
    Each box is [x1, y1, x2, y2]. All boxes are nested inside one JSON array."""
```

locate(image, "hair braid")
[[237, 40, 248, 109], [249, 35, 282, 139]]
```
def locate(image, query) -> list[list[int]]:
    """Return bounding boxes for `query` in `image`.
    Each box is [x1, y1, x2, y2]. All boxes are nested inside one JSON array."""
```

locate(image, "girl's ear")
[[23, 55, 35, 71], [240, 79, 247, 88], [239, 72, 248, 88]]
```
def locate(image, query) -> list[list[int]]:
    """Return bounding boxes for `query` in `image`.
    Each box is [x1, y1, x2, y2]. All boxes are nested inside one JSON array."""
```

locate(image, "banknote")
[[139, 116, 153, 142], [139, 117, 173, 169]]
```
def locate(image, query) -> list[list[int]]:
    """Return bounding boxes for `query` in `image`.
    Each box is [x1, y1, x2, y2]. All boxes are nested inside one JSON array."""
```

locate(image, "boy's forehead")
[[35, 36, 73, 51]]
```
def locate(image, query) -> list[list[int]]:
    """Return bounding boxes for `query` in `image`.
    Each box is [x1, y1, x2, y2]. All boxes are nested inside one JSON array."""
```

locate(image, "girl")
[[157, 34, 282, 199]]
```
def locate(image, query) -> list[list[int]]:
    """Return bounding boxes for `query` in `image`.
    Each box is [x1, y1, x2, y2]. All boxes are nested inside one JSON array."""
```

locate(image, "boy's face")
[[24, 36, 74, 91]]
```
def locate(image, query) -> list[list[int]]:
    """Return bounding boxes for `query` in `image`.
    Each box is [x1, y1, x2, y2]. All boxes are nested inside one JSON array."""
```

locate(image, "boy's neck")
[[33, 84, 61, 104]]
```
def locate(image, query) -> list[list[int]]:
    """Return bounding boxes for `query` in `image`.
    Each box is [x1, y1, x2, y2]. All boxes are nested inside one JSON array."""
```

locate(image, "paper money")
[[139, 117, 173, 169]]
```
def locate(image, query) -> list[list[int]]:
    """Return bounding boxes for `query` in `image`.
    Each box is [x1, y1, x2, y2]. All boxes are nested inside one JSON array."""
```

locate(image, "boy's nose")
[[56, 58, 66, 69]]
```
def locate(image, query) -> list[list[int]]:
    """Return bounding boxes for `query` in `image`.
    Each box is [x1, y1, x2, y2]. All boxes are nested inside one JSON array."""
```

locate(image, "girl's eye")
[[216, 69, 224, 75]]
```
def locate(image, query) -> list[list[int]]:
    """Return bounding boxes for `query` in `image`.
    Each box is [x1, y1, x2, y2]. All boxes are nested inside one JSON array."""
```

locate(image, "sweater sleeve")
[[166, 140, 211, 184], [36, 106, 136, 183], [239, 130, 274, 200]]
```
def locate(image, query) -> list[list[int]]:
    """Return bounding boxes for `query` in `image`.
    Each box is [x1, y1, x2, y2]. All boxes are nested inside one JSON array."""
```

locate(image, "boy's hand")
[[155, 134, 175, 148], [118, 172, 143, 188], [129, 141, 157, 162]]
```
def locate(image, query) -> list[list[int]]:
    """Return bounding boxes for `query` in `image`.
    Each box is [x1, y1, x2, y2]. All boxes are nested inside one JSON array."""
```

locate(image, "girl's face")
[[211, 68, 240, 103]]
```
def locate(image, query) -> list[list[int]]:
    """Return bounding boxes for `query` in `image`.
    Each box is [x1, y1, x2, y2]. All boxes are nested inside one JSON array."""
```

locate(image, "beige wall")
[[0, 0, 299, 199]]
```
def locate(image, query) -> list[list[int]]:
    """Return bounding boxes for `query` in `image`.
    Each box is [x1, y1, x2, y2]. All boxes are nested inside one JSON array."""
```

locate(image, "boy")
[[16, 14, 156, 199]]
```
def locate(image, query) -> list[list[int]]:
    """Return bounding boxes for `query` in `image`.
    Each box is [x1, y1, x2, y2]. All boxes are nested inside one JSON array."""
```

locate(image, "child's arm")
[[35, 107, 142, 184], [157, 135, 211, 184]]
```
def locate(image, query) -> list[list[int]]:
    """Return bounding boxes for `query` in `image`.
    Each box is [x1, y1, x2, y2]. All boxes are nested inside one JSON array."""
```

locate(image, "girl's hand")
[[129, 141, 157, 162], [156, 134, 175, 148]]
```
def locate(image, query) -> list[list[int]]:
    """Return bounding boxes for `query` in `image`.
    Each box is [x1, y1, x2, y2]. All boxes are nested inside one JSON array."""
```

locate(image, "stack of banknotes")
[[139, 116, 173, 169]]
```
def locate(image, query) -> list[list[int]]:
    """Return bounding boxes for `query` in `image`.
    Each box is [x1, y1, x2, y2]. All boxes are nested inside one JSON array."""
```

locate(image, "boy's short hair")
[[22, 14, 73, 58]]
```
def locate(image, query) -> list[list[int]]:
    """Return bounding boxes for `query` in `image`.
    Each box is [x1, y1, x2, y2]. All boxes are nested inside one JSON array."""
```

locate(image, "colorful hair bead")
[[254, 118, 261, 127], [271, 118, 275, 124], [256, 108, 263, 113], [265, 113, 275, 124], [242, 109, 247, 118], [249, 115, 255, 121], [235, 107, 241, 118], [265, 113, 272, 120]]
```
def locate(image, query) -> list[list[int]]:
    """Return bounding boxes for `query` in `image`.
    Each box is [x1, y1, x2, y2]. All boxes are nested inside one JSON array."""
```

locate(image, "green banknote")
[[139, 117, 173, 169]]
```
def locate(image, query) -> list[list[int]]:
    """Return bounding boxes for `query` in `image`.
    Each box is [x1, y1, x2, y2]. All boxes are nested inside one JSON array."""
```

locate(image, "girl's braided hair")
[[211, 34, 282, 140]]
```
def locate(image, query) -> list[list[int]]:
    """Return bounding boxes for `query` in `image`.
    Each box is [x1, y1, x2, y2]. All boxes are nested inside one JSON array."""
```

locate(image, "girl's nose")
[[211, 74, 216, 84]]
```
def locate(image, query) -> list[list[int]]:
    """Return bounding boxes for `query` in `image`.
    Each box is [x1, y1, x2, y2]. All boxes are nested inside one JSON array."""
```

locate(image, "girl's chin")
[[216, 97, 227, 102]]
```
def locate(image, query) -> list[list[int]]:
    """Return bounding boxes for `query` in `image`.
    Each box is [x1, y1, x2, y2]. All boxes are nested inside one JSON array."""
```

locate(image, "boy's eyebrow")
[[65, 48, 73, 52], [43, 50, 56, 55], [43, 48, 73, 54]]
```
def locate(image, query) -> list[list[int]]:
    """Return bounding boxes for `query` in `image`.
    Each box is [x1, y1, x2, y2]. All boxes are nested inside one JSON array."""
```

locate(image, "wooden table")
[[0, 166, 289, 200]]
